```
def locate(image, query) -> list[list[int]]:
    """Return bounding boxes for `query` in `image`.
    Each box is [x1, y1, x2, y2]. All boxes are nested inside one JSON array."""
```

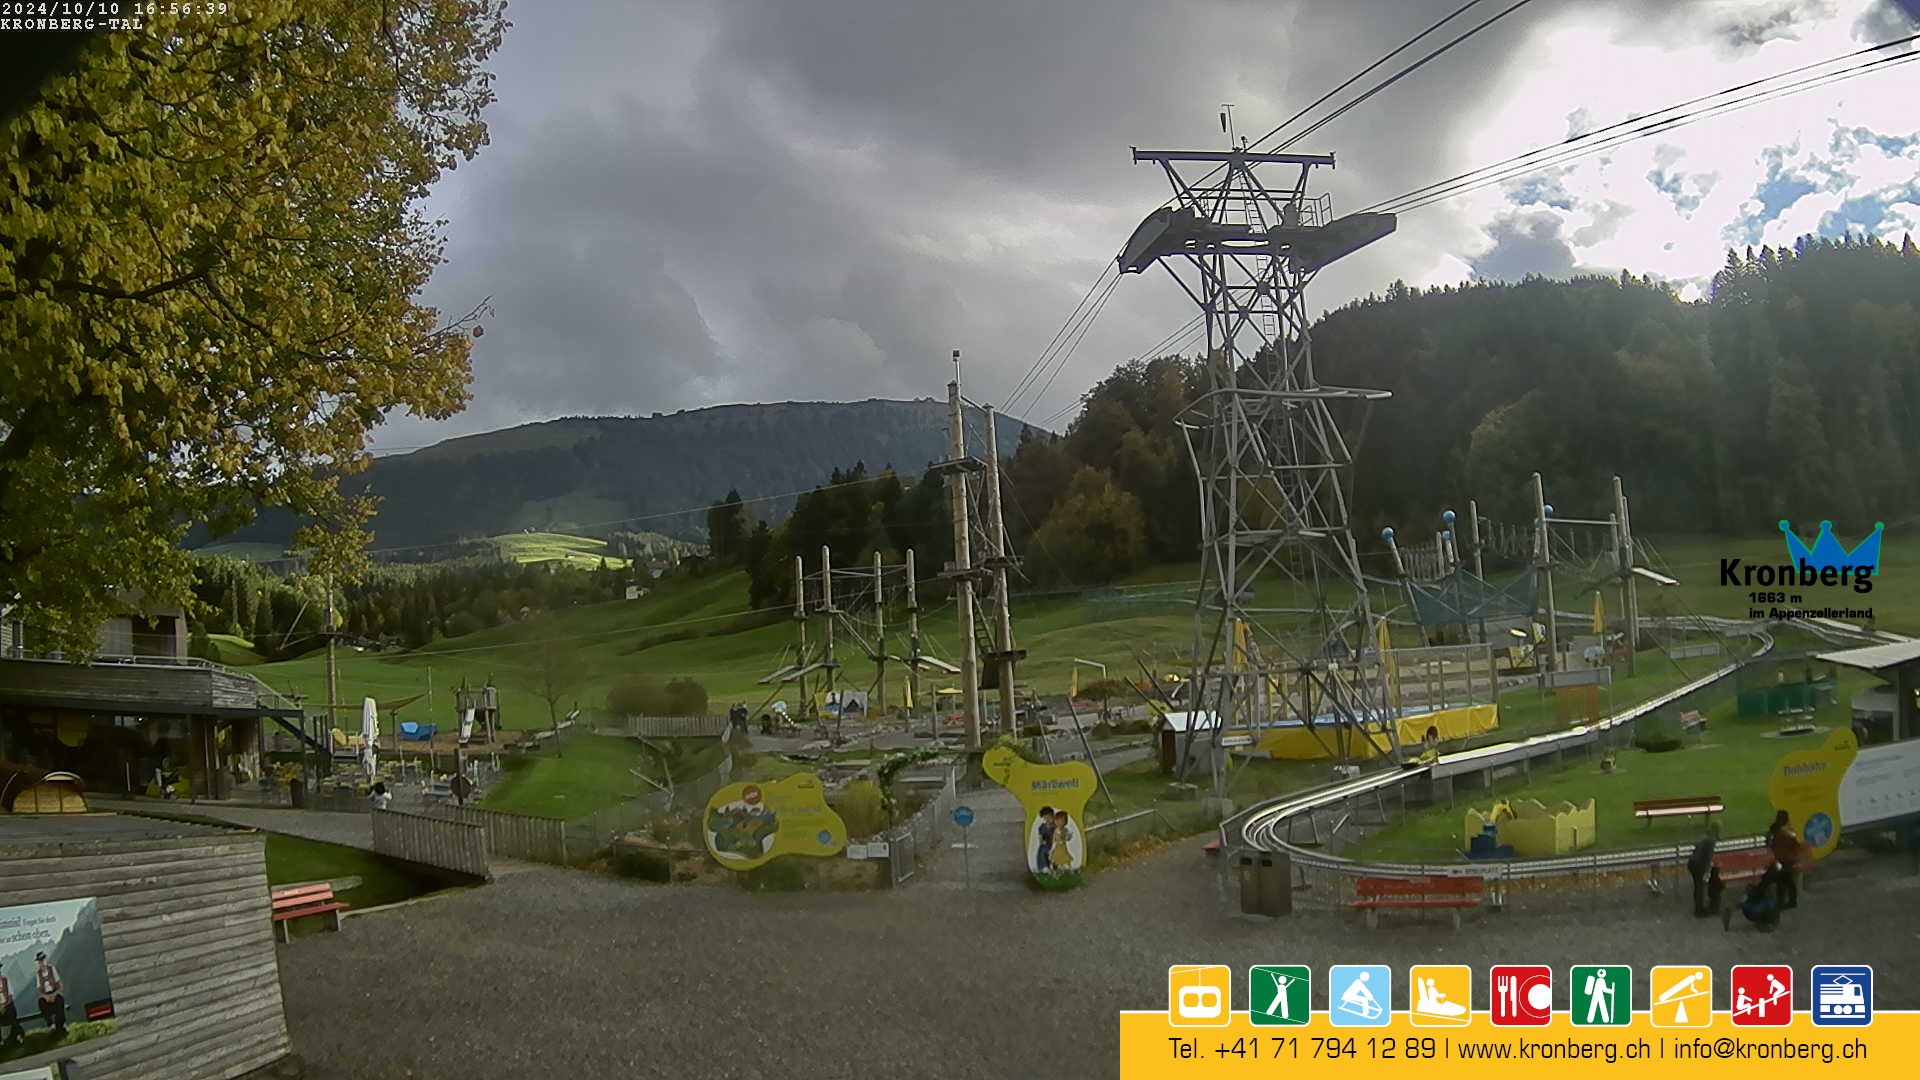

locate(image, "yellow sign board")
[[1767, 727, 1857, 860], [702, 773, 848, 870], [983, 745, 1096, 881]]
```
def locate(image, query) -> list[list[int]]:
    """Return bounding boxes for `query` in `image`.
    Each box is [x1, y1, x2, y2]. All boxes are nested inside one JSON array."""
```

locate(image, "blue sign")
[[1328, 965, 1391, 1027], [1811, 965, 1872, 1026], [952, 805, 975, 828], [1804, 812, 1835, 850]]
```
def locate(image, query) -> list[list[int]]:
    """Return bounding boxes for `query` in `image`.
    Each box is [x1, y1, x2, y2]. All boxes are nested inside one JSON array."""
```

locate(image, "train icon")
[[1812, 966, 1873, 1027]]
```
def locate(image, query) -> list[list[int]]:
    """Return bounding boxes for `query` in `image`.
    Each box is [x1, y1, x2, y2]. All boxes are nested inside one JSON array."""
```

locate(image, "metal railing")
[[884, 769, 959, 886], [1225, 650, 1769, 895]]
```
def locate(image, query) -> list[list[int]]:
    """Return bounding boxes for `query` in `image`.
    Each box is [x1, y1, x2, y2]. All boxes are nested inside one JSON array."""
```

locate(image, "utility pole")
[[325, 575, 339, 728], [1614, 475, 1639, 677], [872, 550, 887, 717], [905, 548, 923, 737], [793, 554, 808, 719], [1467, 499, 1485, 580], [982, 405, 1022, 738], [941, 357, 983, 751], [1532, 473, 1556, 684], [821, 544, 838, 742]]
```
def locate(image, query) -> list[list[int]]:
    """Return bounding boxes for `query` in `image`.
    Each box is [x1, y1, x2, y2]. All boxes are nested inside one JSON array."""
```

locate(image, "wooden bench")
[[1351, 875, 1484, 928], [1633, 795, 1723, 825], [1680, 710, 1706, 736], [271, 883, 349, 943]]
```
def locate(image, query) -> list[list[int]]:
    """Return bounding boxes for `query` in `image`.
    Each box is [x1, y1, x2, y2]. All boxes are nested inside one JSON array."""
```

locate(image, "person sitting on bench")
[[1724, 864, 1785, 933]]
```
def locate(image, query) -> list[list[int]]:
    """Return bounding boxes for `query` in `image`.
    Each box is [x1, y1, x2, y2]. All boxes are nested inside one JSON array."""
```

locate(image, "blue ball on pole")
[[1542, 504, 1555, 518], [1380, 527, 1395, 542], [1442, 509, 1456, 526]]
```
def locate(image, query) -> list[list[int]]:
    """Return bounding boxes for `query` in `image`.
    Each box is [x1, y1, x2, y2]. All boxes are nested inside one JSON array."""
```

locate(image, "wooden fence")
[[371, 807, 490, 878], [606, 714, 731, 738], [432, 805, 569, 864]]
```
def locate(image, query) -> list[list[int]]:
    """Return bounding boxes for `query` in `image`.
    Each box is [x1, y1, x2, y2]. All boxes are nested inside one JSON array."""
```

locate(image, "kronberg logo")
[[1721, 520, 1883, 621]]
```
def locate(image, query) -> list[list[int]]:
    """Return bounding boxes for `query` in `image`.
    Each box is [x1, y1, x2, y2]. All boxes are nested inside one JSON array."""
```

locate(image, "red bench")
[[271, 883, 348, 943], [1352, 875, 1484, 929], [1714, 844, 1816, 884], [1634, 795, 1723, 825]]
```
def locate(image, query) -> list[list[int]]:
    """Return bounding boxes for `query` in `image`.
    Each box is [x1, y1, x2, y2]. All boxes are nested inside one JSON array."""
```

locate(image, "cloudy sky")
[[377, 0, 1920, 453]]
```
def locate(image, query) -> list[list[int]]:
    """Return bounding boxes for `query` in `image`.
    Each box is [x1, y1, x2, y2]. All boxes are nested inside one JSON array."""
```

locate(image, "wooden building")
[[0, 814, 293, 1078], [0, 605, 302, 801]]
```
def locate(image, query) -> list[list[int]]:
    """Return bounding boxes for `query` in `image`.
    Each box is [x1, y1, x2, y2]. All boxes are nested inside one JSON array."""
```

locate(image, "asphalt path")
[[279, 839, 1920, 1079]]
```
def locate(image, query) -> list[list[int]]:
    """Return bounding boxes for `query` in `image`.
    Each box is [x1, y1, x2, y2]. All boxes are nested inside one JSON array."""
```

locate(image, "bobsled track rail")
[[1220, 616, 1903, 898]]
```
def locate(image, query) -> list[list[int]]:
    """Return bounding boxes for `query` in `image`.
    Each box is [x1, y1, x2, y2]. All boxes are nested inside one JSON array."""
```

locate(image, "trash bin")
[[1237, 854, 1263, 915], [1257, 852, 1292, 916], [289, 778, 306, 809]]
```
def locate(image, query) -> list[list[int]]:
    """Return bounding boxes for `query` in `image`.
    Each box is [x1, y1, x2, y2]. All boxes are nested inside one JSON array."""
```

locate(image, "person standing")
[[0, 971, 25, 1047], [1767, 810, 1800, 910], [34, 952, 65, 1039], [369, 781, 392, 812], [1686, 823, 1720, 916]]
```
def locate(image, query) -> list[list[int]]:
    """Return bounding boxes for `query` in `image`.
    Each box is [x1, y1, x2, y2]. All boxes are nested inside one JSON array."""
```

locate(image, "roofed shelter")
[[0, 601, 302, 801], [1816, 640, 1920, 743]]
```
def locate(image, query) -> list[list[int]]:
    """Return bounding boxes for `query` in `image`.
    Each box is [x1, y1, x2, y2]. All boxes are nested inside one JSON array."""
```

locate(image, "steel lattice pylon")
[[1119, 147, 1399, 769]]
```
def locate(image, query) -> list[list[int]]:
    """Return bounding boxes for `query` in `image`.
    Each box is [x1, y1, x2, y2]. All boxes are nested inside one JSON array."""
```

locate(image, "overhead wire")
[[1364, 31, 1920, 215]]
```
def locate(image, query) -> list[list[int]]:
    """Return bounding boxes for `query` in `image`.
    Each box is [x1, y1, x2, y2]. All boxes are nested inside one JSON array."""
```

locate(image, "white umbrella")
[[360, 697, 379, 776]]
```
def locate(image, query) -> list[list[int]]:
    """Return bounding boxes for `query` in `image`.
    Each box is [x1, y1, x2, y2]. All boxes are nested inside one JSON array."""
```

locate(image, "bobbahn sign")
[[983, 745, 1096, 885], [702, 773, 848, 871]]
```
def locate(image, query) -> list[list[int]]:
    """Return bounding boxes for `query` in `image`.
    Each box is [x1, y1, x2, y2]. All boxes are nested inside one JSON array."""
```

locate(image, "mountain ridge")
[[199, 398, 1041, 553]]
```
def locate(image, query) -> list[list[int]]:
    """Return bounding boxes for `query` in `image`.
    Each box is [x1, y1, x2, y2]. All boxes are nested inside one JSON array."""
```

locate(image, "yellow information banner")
[[982, 744, 1096, 882], [1768, 727, 1858, 859], [1119, 1010, 1903, 1078], [702, 773, 847, 870]]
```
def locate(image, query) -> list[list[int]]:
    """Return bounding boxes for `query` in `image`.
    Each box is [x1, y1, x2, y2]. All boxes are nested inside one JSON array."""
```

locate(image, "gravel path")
[[280, 839, 1920, 1080]]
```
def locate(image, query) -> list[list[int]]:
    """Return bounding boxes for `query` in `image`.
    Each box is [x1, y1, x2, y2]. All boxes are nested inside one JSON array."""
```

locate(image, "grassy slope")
[[480, 734, 655, 818], [263, 832, 461, 909], [491, 531, 630, 570], [207, 633, 267, 666], [252, 532, 1918, 730]]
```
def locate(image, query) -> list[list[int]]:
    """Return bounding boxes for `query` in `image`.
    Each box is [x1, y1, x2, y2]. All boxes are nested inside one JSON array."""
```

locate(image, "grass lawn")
[[490, 531, 631, 570], [1347, 667, 1881, 861], [263, 832, 465, 909], [207, 632, 267, 666], [480, 734, 655, 819], [0, 1020, 116, 1067]]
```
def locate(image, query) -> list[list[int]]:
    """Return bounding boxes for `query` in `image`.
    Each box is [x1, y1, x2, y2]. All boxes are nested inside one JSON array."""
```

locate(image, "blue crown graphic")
[[1779, 519, 1885, 573]]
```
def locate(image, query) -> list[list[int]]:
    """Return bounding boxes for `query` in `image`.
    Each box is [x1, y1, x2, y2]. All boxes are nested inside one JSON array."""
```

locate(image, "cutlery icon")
[[1496, 974, 1511, 1015]]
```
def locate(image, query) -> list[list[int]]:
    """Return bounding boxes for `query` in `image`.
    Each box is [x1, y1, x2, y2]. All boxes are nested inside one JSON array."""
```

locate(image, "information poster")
[[0, 897, 115, 1066], [983, 745, 1097, 884], [702, 774, 848, 871]]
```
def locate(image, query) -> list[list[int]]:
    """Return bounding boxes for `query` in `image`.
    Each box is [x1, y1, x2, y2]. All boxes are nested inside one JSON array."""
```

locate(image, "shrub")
[[606, 674, 710, 716], [1634, 713, 1683, 753], [989, 733, 1041, 764], [837, 779, 889, 838], [739, 857, 809, 892], [609, 847, 671, 882]]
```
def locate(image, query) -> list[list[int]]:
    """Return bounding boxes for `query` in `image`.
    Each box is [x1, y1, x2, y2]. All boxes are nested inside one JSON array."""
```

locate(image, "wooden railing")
[[371, 807, 490, 878]]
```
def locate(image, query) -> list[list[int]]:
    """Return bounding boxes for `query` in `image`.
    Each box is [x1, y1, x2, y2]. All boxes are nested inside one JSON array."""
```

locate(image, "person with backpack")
[[1723, 863, 1785, 933]]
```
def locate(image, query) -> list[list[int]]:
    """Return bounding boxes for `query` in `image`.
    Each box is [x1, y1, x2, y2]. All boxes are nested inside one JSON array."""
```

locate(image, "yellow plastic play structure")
[[1462, 798, 1596, 857]]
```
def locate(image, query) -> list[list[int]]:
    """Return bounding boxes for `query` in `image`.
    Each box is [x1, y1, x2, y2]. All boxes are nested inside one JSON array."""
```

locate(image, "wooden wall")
[[371, 807, 490, 878], [0, 829, 292, 1079]]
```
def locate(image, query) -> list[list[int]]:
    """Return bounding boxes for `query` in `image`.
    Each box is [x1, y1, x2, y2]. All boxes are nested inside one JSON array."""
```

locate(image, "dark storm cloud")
[[383, 0, 1819, 450]]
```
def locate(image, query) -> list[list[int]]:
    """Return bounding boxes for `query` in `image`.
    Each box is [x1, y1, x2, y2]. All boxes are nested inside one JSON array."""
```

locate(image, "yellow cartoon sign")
[[982, 745, 1097, 883], [702, 773, 848, 870], [1767, 727, 1858, 860]]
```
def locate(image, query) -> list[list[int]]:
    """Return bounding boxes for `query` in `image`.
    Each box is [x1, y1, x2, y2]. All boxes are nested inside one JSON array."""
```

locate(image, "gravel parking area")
[[278, 839, 1920, 1079]]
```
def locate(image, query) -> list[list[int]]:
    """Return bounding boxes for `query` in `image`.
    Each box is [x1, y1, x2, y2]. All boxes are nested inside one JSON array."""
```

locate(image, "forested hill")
[[1319, 234, 1920, 535], [198, 399, 1033, 551]]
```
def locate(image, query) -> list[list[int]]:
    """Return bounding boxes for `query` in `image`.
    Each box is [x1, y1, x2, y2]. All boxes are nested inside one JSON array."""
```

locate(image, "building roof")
[[1816, 639, 1920, 673]]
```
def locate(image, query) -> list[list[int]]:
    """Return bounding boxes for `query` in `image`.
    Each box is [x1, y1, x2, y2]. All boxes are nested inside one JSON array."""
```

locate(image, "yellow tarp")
[[1252, 703, 1499, 761]]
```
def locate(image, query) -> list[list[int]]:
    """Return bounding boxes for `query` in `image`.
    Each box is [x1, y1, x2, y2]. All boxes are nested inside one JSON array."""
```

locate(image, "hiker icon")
[[1329, 965, 1391, 1027]]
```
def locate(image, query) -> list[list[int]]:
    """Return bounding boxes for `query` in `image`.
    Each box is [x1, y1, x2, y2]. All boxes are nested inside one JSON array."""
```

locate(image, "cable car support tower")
[[1117, 144, 1399, 796]]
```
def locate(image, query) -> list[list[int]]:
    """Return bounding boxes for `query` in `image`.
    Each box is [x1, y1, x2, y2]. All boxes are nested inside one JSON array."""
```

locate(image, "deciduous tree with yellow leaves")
[[0, 3, 509, 653]]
